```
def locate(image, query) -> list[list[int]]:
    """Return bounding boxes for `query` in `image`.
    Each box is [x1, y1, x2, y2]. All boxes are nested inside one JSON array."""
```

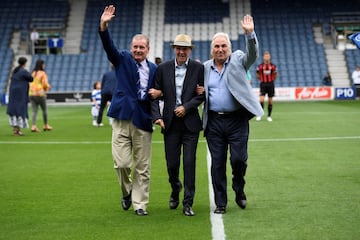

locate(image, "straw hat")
[[170, 34, 194, 49]]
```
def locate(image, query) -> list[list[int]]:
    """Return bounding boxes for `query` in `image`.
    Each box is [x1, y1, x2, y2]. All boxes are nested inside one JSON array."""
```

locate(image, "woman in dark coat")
[[6, 57, 33, 136]]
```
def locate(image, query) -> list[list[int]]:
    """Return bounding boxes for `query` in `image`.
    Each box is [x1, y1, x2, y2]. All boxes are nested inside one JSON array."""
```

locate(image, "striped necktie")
[[137, 62, 143, 100]]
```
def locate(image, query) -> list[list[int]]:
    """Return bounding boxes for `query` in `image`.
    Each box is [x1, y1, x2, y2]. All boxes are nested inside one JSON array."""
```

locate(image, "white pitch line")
[[249, 136, 360, 142], [1, 135, 359, 239], [0, 136, 359, 145], [207, 145, 226, 240], [203, 134, 360, 240], [0, 141, 111, 144]]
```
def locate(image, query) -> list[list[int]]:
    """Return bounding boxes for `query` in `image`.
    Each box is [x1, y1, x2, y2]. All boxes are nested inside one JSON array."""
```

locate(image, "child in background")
[[91, 81, 102, 126]]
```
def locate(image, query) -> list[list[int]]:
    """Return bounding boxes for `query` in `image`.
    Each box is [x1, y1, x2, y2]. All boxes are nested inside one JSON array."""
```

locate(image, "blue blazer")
[[202, 33, 264, 130], [99, 29, 157, 132]]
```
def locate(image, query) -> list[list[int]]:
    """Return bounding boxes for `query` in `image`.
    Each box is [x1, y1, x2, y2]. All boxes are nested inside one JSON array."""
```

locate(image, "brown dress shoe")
[[13, 127, 24, 136], [31, 126, 40, 132], [43, 125, 53, 131]]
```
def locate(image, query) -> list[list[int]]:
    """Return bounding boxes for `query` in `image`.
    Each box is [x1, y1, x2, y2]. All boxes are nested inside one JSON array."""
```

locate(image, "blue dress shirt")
[[208, 59, 241, 112], [174, 59, 188, 107]]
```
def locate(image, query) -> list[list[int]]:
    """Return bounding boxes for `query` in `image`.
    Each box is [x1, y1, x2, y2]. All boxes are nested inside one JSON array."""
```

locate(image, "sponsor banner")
[[275, 88, 294, 100], [295, 87, 332, 100], [253, 88, 294, 101], [335, 87, 356, 99]]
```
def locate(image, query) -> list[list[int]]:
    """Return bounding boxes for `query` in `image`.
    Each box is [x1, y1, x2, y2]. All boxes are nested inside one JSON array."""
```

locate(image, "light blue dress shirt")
[[208, 59, 241, 112], [174, 59, 188, 107], [137, 60, 150, 100]]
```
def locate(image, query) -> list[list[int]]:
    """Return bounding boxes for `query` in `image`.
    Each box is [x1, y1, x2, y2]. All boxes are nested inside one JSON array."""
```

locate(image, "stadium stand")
[[28, 0, 143, 95], [346, 49, 360, 83], [0, 0, 359, 100], [0, 0, 68, 98], [250, 0, 360, 88]]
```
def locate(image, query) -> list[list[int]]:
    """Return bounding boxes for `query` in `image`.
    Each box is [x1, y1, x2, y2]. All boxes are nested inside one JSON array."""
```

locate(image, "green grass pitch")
[[0, 100, 359, 239]]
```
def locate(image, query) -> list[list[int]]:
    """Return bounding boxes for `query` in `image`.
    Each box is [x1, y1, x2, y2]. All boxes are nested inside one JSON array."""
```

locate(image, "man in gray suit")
[[201, 15, 264, 214], [151, 34, 204, 216]]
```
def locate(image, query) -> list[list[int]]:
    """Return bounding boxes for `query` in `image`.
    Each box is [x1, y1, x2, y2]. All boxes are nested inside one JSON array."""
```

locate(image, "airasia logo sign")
[[295, 87, 332, 100]]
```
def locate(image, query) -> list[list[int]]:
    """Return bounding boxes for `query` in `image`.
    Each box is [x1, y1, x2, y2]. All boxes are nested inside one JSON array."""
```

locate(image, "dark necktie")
[[137, 62, 142, 100]]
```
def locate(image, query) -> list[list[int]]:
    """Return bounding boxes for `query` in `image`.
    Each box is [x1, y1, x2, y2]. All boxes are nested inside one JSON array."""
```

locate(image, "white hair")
[[211, 32, 232, 53]]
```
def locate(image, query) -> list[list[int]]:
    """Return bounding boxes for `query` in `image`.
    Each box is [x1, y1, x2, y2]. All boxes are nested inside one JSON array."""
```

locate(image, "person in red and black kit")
[[256, 51, 277, 122]]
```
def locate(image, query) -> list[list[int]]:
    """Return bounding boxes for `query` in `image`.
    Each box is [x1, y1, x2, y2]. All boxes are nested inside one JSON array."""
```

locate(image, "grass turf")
[[0, 100, 359, 239]]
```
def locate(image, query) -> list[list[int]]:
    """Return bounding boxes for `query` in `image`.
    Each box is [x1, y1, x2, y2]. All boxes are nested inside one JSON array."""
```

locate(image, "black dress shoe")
[[183, 206, 195, 216], [235, 191, 247, 209], [121, 192, 132, 210], [135, 209, 148, 216], [214, 206, 226, 214], [169, 184, 182, 209], [169, 197, 180, 209]]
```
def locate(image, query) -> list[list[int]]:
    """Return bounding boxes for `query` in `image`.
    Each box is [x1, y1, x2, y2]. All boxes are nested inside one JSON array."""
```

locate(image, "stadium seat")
[[1, 0, 359, 94]]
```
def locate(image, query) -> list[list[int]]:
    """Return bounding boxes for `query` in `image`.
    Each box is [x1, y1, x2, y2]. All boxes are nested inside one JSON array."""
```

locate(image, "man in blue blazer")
[[151, 34, 204, 216], [99, 5, 157, 216], [202, 15, 264, 214]]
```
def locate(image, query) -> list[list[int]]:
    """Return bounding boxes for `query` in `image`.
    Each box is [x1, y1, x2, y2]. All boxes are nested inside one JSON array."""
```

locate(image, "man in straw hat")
[[99, 5, 157, 216], [149, 34, 204, 216], [199, 15, 264, 214]]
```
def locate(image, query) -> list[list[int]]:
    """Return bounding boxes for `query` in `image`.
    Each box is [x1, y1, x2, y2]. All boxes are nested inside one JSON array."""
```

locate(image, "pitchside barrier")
[[1, 91, 91, 105], [253, 86, 357, 101], [0, 87, 357, 105]]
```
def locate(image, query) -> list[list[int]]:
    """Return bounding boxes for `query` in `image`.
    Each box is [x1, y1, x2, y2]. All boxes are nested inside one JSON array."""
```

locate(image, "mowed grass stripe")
[[1, 135, 360, 145], [1, 100, 359, 240]]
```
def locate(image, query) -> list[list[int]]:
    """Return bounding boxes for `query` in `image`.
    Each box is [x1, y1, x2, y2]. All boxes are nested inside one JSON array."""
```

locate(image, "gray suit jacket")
[[202, 33, 264, 130]]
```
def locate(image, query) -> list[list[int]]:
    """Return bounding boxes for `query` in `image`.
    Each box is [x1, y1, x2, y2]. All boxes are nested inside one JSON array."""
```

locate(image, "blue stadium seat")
[[1, 0, 358, 93]]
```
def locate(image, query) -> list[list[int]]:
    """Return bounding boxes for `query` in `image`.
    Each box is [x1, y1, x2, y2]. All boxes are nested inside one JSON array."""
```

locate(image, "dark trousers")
[[164, 116, 199, 207], [206, 110, 249, 207], [97, 93, 112, 124], [355, 84, 360, 98]]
